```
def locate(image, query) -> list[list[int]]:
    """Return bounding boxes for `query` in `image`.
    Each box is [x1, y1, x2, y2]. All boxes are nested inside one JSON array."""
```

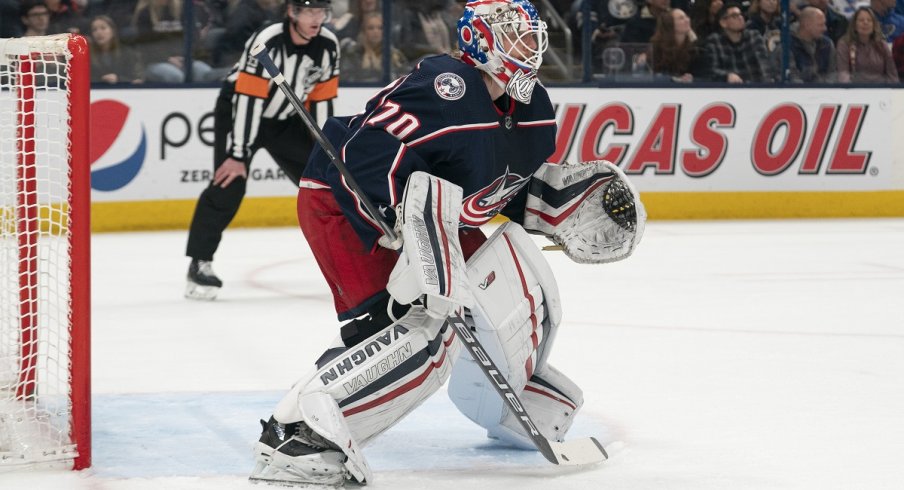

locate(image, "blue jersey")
[[302, 54, 557, 250]]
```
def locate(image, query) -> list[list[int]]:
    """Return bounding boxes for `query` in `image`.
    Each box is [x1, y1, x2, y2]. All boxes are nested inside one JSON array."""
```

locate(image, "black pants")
[[185, 94, 314, 261]]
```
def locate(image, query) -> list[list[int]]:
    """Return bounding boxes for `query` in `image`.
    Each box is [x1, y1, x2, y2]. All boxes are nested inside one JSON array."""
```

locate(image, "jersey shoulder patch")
[[433, 72, 467, 101]]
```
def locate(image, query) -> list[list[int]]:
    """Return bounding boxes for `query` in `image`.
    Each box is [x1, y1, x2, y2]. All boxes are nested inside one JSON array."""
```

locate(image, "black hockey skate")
[[184, 259, 223, 300], [249, 416, 349, 487]]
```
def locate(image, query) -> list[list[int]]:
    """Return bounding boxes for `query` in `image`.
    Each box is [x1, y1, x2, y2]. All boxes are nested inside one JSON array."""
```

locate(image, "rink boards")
[[84, 86, 904, 231]]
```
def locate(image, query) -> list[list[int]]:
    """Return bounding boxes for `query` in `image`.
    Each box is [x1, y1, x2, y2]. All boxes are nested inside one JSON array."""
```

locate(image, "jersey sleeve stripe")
[[299, 178, 330, 189], [235, 72, 270, 98], [516, 119, 557, 127], [387, 144, 407, 205]]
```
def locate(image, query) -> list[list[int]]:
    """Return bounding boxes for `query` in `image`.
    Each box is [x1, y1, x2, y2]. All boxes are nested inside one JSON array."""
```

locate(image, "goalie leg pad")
[[448, 222, 581, 447], [269, 307, 458, 481], [490, 363, 584, 450]]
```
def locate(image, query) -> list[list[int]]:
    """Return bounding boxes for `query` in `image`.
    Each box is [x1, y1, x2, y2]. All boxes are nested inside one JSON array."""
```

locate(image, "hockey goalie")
[[247, 0, 645, 486]]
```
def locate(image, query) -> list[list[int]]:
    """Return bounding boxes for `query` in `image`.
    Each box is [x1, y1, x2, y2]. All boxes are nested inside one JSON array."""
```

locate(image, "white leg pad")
[[449, 222, 583, 448], [298, 390, 372, 484], [271, 307, 459, 480], [490, 363, 583, 449]]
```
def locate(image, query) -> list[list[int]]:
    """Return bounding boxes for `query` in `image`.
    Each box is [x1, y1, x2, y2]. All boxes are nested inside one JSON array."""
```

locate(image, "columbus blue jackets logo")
[[434, 73, 466, 100], [461, 168, 529, 226]]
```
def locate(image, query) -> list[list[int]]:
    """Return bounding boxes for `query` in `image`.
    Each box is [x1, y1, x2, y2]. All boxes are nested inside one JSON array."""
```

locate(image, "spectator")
[[893, 29, 904, 77], [572, 0, 640, 35], [805, 0, 847, 42], [18, 1, 64, 87], [748, 0, 785, 60], [692, 0, 725, 41], [1, 0, 24, 37], [83, 0, 140, 38], [789, 6, 836, 82], [45, 0, 85, 34], [200, 0, 231, 29], [649, 8, 703, 81], [131, 0, 221, 82], [836, 6, 899, 82], [569, 0, 639, 71], [332, 0, 380, 44], [20, 0, 51, 37], [89, 15, 144, 84], [395, 0, 456, 61], [212, 0, 281, 66], [703, 2, 772, 82], [343, 12, 408, 81], [832, 0, 858, 18], [746, 0, 781, 36], [869, 0, 904, 42], [621, 0, 670, 43]]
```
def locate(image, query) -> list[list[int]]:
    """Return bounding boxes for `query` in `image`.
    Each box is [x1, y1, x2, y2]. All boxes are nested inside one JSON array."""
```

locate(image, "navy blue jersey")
[[302, 54, 557, 250]]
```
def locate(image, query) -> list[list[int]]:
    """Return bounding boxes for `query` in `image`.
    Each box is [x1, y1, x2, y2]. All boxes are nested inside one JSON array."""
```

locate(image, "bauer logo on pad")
[[479, 271, 496, 290]]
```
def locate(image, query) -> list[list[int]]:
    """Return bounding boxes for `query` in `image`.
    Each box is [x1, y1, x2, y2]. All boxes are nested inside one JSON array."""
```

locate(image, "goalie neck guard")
[[457, 0, 549, 104]]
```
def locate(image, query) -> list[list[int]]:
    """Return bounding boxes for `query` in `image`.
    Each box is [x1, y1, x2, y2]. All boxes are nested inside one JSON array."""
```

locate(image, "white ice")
[[3, 218, 903, 489]]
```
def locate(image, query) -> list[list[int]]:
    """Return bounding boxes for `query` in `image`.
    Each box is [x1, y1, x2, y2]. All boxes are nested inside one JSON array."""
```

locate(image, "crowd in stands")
[[568, 0, 901, 82], [2, 0, 903, 84]]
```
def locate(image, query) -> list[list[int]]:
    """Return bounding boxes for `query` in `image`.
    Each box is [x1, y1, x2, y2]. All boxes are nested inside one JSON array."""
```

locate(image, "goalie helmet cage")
[[0, 35, 91, 471]]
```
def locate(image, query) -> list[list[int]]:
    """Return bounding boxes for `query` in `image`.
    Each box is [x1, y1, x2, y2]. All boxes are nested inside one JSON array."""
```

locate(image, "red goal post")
[[0, 34, 90, 471]]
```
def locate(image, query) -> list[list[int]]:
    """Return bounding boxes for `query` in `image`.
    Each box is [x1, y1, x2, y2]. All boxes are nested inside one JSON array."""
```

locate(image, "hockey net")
[[0, 35, 90, 470]]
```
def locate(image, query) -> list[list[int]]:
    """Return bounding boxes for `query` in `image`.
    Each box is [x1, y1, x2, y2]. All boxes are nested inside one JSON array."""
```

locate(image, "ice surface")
[[2, 219, 903, 489]]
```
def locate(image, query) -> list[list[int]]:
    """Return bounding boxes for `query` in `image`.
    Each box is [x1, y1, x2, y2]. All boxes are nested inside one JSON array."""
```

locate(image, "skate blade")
[[248, 458, 347, 488], [248, 475, 343, 488], [184, 281, 219, 300]]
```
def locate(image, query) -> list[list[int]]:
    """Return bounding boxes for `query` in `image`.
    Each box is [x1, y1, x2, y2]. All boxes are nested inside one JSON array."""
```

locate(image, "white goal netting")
[[0, 35, 79, 470]]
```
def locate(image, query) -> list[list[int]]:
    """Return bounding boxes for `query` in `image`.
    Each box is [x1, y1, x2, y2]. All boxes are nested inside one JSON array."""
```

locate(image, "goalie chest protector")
[[302, 54, 557, 248]]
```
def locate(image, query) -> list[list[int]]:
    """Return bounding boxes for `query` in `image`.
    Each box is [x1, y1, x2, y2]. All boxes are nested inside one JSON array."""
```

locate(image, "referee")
[[185, 0, 339, 300]]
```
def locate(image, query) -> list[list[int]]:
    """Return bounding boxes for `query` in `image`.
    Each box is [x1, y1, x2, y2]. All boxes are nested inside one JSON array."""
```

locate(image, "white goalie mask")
[[458, 0, 549, 104]]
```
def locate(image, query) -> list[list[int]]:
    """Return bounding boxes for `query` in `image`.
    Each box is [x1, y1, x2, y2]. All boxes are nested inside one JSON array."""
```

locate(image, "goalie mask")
[[457, 0, 549, 104]]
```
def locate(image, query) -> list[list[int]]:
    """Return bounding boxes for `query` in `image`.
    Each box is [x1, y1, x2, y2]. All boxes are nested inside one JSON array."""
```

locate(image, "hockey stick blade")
[[250, 44, 606, 468], [549, 437, 609, 465], [447, 314, 608, 466]]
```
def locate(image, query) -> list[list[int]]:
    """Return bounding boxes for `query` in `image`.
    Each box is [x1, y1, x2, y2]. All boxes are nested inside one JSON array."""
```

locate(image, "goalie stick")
[[250, 43, 607, 466]]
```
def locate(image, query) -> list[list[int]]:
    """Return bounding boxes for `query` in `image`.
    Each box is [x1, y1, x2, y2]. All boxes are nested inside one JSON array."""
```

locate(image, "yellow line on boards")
[[89, 191, 904, 232]]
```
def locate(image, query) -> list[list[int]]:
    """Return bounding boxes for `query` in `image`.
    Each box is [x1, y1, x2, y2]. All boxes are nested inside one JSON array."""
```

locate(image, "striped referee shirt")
[[222, 20, 340, 161]]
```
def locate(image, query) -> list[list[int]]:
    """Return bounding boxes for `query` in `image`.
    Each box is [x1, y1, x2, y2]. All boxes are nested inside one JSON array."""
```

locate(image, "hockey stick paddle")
[[250, 43, 608, 466]]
